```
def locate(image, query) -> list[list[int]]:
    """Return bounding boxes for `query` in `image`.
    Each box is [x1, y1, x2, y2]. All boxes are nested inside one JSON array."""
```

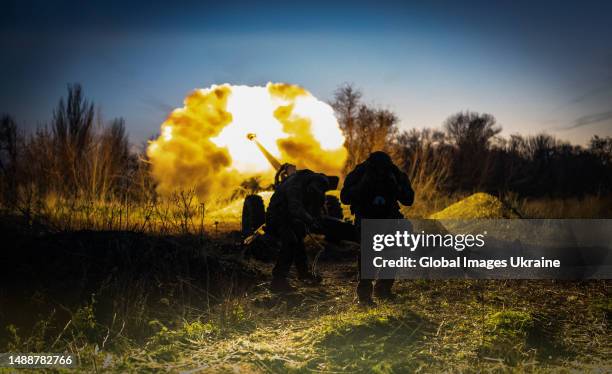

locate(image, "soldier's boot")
[[270, 277, 296, 294], [356, 296, 376, 308], [373, 279, 396, 301], [356, 280, 376, 307]]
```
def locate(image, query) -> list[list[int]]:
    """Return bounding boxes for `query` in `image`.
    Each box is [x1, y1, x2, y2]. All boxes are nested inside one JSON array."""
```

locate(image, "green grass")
[[3, 273, 610, 373]]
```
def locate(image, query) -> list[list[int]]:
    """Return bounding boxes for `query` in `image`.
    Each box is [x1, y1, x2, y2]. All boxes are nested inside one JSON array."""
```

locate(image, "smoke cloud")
[[270, 83, 348, 175], [147, 83, 347, 201]]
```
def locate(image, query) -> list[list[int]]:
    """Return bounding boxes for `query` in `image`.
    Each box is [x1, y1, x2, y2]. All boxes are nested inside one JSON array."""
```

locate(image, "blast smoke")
[[147, 83, 347, 201]]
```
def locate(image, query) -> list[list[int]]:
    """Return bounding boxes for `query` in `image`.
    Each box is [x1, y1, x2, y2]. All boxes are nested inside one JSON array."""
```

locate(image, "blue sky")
[[1, 0, 611, 145]]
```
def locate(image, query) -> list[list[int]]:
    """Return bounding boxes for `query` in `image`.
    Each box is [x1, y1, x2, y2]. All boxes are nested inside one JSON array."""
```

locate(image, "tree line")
[[0, 84, 610, 212], [331, 84, 611, 199], [0, 84, 151, 211]]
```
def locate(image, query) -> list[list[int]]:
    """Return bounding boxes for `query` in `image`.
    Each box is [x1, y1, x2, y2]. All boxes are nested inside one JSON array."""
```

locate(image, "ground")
[[117, 261, 610, 373], [131, 266, 610, 372], [0, 193, 610, 372], [1, 223, 609, 373]]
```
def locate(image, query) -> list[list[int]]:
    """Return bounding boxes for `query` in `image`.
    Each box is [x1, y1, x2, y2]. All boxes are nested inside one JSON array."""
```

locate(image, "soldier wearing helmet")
[[266, 169, 338, 293], [341, 151, 414, 306]]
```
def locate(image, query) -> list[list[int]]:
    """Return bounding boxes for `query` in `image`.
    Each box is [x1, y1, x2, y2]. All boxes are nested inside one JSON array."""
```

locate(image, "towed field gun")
[[245, 133, 299, 190], [242, 134, 355, 246]]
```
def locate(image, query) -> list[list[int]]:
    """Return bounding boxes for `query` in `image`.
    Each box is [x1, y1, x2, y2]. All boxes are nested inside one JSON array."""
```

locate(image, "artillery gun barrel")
[[246, 133, 281, 171]]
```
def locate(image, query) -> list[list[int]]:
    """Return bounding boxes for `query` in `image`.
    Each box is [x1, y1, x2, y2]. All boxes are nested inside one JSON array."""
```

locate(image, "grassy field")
[[1, 194, 610, 373]]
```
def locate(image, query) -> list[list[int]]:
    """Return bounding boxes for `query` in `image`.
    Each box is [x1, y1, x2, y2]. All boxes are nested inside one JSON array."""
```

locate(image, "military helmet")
[[367, 151, 392, 166]]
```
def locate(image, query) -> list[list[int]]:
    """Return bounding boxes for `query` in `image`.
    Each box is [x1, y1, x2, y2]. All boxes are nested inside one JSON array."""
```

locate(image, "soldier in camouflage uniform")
[[266, 169, 337, 293], [341, 151, 414, 306]]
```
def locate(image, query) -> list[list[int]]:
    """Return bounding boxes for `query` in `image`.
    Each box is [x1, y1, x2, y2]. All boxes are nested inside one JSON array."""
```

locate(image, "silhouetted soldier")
[[341, 151, 414, 306], [266, 169, 338, 293]]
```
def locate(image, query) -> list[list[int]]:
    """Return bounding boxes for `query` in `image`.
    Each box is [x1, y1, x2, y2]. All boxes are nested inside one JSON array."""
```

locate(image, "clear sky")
[[1, 0, 611, 145]]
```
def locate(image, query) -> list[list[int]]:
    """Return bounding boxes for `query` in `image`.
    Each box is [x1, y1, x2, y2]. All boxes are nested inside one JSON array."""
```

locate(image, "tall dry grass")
[[513, 195, 612, 218]]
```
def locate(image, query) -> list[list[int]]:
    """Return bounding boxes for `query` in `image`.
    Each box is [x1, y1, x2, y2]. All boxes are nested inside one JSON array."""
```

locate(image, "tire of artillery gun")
[[242, 194, 265, 236]]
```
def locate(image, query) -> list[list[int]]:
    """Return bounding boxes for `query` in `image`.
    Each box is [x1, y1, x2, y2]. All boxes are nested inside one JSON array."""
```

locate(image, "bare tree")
[[589, 135, 612, 165], [52, 84, 95, 196], [331, 83, 399, 172], [95, 117, 130, 197], [444, 111, 501, 152], [331, 84, 362, 172], [443, 111, 501, 189]]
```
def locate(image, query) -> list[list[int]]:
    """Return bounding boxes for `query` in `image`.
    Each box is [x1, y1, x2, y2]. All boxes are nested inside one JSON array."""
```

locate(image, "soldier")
[[341, 151, 414, 306], [266, 169, 338, 293]]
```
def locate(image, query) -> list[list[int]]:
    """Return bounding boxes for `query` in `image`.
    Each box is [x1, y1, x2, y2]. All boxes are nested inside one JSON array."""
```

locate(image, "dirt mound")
[[429, 192, 520, 219]]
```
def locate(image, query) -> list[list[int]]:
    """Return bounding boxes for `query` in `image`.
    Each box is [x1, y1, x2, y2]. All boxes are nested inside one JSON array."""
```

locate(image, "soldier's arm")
[[286, 182, 314, 224], [340, 167, 365, 205]]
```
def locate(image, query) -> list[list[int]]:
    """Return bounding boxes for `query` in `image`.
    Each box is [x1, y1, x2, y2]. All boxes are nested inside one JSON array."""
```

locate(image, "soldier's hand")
[[372, 195, 386, 206]]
